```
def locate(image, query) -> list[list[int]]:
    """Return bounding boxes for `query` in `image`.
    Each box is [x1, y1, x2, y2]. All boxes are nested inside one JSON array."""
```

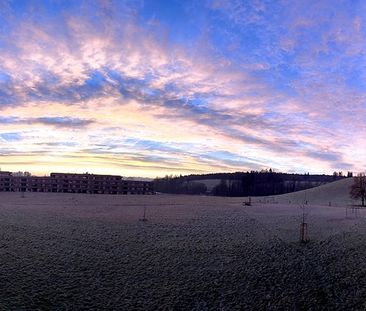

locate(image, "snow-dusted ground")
[[254, 178, 358, 207], [1, 191, 366, 310]]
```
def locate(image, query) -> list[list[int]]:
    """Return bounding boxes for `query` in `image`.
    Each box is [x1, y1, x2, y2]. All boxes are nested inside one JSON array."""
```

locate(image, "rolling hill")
[[251, 178, 358, 206]]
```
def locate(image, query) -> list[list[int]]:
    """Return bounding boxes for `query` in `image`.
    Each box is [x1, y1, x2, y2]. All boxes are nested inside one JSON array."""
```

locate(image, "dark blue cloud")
[[0, 116, 94, 128], [34, 117, 94, 128], [305, 150, 342, 163], [0, 116, 19, 124]]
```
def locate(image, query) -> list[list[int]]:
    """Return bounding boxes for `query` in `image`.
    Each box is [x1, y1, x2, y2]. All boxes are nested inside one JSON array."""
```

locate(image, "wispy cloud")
[[33, 117, 94, 128], [0, 116, 94, 128], [0, 132, 22, 142]]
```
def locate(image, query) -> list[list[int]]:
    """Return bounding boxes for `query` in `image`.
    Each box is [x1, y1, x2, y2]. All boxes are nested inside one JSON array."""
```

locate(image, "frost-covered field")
[[1, 191, 366, 310]]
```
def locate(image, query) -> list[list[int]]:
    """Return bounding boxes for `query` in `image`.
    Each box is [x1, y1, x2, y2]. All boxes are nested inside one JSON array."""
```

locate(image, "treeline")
[[154, 170, 349, 196]]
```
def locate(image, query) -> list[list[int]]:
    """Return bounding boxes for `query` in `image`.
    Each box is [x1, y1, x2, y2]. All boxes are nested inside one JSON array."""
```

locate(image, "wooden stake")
[[140, 205, 147, 222], [300, 222, 308, 243]]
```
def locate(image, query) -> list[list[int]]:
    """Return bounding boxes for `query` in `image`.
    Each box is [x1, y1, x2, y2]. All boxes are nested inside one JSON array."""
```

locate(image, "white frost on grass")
[[0, 189, 365, 309]]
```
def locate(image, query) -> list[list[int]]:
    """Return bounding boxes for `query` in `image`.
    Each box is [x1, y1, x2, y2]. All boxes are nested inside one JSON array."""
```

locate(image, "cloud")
[[305, 150, 343, 163], [0, 132, 22, 142], [0, 115, 94, 128], [33, 117, 94, 128], [0, 116, 18, 124]]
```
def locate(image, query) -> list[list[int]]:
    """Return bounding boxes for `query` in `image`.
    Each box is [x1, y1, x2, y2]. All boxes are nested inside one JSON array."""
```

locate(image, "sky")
[[1, 0, 366, 178]]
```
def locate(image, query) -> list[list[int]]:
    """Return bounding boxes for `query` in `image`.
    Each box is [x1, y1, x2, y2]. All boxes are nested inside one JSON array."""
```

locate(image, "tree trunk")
[[362, 196, 365, 207]]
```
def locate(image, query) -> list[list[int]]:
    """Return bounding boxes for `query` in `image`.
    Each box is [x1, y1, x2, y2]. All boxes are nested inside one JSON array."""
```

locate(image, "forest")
[[153, 170, 350, 196]]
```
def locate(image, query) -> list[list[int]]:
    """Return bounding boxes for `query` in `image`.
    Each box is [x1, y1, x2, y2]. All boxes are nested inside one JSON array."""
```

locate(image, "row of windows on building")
[[0, 172, 154, 195]]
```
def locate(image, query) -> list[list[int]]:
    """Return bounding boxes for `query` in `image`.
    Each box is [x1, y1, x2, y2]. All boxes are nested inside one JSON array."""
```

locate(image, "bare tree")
[[350, 173, 366, 206]]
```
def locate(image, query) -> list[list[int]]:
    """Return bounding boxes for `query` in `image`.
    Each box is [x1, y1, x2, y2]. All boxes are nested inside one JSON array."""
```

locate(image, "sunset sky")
[[1, 0, 366, 177]]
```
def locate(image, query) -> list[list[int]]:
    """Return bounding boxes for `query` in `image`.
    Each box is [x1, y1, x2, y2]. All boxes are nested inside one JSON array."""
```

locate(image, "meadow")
[[0, 179, 365, 309]]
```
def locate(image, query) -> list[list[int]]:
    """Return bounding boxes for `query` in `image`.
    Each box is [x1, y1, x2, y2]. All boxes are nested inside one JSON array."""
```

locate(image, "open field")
[[1, 185, 366, 309]]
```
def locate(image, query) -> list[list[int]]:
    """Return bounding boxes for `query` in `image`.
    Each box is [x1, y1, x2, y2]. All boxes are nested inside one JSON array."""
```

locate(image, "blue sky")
[[0, 0, 365, 177]]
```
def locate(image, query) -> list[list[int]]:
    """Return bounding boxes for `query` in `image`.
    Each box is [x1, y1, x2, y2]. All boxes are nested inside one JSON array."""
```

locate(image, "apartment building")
[[0, 172, 154, 195]]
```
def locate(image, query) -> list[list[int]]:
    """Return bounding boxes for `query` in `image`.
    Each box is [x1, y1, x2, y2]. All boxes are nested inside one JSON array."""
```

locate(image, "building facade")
[[0, 172, 154, 195]]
